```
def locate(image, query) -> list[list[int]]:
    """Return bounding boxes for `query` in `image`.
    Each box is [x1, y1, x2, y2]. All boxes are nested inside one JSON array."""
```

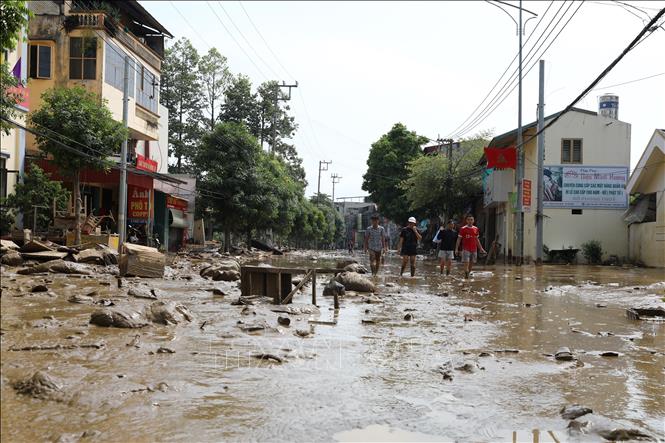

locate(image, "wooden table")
[[240, 266, 339, 304]]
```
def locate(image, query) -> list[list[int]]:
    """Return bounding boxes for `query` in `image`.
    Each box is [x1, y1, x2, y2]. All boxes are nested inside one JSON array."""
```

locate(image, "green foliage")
[[3, 163, 70, 232], [160, 38, 203, 172], [198, 47, 231, 130], [0, 0, 30, 134], [401, 131, 491, 219], [581, 240, 603, 264], [220, 74, 260, 136], [362, 123, 428, 223], [29, 87, 127, 173]]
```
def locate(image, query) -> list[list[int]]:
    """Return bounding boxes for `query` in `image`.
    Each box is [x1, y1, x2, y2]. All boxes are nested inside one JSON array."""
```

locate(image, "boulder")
[[323, 279, 346, 296], [344, 263, 368, 274], [146, 301, 194, 325], [13, 371, 66, 401], [1, 251, 24, 266], [90, 309, 149, 328], [128, 286, 158, 300], [31, 284, 49, 293], [560, 404, 593, 420], [336, 259, 358, 269], [335, 271, 376, 293]]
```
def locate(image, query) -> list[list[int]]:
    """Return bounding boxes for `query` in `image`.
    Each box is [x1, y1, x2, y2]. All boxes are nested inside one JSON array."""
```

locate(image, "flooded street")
[[1, 252, 664, 442]]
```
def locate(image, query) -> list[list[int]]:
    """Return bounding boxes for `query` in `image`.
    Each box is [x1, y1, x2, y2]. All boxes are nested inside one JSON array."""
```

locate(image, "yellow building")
[[625, 129, 665, 267], [0, 26, 28, 204]]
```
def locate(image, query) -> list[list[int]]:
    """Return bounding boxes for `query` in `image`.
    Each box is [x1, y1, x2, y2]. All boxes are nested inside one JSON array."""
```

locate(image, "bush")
[[581, 240, 603, 264]]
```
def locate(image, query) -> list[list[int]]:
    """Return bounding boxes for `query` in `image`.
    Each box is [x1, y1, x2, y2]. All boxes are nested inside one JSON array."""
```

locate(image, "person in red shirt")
[[455, 214, 486, 279]]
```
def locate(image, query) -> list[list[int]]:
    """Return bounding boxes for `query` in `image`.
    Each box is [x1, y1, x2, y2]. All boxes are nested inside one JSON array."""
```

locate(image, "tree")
[[0, 0, 29, 134], [3, 163, 70, 233], [362, 123, 428, 223], [401, 131, 491, 220], [198, 47, 231, 130], [29, 87, 128, 245], [220, 74, 260, 136], [195, 121, 262, 251], [160, 38, 202, 172]]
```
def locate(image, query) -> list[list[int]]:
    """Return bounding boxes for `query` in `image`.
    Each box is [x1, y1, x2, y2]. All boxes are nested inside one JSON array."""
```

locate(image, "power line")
[[169, 1, 212, 50], [591, 71, 665, 90]]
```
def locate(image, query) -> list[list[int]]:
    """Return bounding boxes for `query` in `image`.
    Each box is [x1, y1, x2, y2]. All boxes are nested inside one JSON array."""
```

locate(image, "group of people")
[[362, 214, 485, 279]]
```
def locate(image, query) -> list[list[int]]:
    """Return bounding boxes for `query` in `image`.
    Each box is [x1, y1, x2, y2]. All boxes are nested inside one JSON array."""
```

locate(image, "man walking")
[[456, 214, 486, 279], [433, 219, 457, 275], [397, 216, 421, 276], [364, 214, 386, 276]]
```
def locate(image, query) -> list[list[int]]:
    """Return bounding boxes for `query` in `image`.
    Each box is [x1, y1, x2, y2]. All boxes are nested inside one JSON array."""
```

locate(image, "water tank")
[[599, 94, 619, 120]]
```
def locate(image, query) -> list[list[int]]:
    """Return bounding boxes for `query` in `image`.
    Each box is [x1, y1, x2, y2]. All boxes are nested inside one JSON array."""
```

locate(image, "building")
[[0, 23, 29, 211], [22, 0, 194, 247], [483, 107, 631, 263], [624, 129, 665, 267]]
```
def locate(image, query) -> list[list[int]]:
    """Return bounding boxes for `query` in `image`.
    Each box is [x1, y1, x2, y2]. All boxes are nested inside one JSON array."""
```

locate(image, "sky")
[[144, 1, 665, 199]]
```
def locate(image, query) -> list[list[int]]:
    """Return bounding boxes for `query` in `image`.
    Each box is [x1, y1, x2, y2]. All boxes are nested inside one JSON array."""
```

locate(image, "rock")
[[68, 294, 94, 304], [90, 309, 149, 328], [12, 371, 65, 401], [146, 301, 194, 325], [344, 263, 368, 274], [627, 306, 665, 321], [335, 271, 376, 293], [128, 286, 158, 300], [231, 297, 254, 306], [200, 260, 241, 278], [479, 352, 492, 357], [567, 420, 589, 435], [205, 288, 225, 296], [455, 361, 478, 373], [252, 353, 283, 363], [156, 346, 175, 354], [241, 306, 255, 316], [595, 303, 608, 308], [560, 404, 593, 420], [600, 351, 620, 357], [295, 329, 311, 337], [31, 284, 48, 293], [1, 251, 23, 266], [404, 313, 413, 321], [555, 347, 574, 361], [363, 295, 383, 304], [336, 259, 357, 269], [212, 269, 240, 281], [277, 316, 291, 326], [323, 279, 346, 296], [598, 429, 652, 441]]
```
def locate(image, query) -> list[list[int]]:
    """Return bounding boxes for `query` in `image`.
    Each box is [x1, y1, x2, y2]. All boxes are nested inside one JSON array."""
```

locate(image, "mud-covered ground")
[[1, 250, 664, 442]]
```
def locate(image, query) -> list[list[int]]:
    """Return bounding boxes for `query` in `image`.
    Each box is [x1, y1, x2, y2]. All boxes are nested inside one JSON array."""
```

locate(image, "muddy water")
[[1, 253, 664, 442]]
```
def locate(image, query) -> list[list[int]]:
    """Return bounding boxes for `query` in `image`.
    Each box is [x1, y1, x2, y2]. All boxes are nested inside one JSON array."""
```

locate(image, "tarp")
[[169, 209, 188, 229]]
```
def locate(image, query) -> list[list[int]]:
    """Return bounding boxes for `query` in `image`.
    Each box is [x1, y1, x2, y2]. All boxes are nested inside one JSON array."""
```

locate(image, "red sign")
[[136, 154, 158, 172], [166, 195, 188, 211], [128, 186, 150, 219], [522, 179, 532, 212], [485, 147, 517, 169]]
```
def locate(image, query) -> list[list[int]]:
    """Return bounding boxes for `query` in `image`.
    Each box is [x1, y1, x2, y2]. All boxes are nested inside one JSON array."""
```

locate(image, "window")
[[29, 44, 52, 79], [561, 138, 582, 163], [0, 158, 7, 199], [69, 37, 97, 80], [139, 65, 145, 91], [572, 209, 583, 215]]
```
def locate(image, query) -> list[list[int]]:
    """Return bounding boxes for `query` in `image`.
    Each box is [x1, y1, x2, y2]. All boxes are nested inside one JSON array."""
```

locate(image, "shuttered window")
[[561, 138, 582, 163], [29, 44, 52, 79]]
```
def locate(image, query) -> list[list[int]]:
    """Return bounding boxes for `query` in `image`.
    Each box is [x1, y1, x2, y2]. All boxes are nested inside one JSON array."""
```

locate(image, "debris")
[[344, 263, 368, 274], [90, 309, 149, 328], [323, 279, 346, 296], [567, 420, 589, 435], [231, 297, 254, 306], [335, 271, 376, 293], [308, 319, 337, 326], [600, 351, 620, 357], [271, 304, 320, 315], [555, 347, 574, 361], [156, 347, 175, 354], [250, 239, 283, 255], [20, 240, 56, 253], [363, 295, 383, 304], [404, 313, 413, 321], [277, 316, 291, 326], [128, 286, 158, 300], [31, 284, 49, 293], [20, 251, 69, 261], [626, 306, 665, 321], [595, 303, 608, 308], [598, 429, 652, 441], [253, 353, 283, 363], [126, 335, 141, 348], [479, 352, 492, 357], [455, 361, 479, 373], [560, 404, 593, 420], [240, 324, 266, 332], [212, 270, 240, 281], [0, 239, 20, 252], [12, 371, 65, 402], [146, 301, 194, 325], [119, 243, 165, 278], [68, 294, 94, 304], [295, 329, 311, 337], [336, 259, 358, 269], [206, 288, 225, 296], [1, 251, 23, 266]]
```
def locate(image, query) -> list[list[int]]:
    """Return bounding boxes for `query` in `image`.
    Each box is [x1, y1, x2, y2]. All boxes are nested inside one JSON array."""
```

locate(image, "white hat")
[[408, 216, 416, 223]]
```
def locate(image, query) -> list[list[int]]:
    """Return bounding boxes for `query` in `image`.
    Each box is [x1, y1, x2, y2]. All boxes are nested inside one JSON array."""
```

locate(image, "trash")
[[119, 243, 165, 278], [598, 429, 652, 441], [626, 306, 665, 321], [323, 279, 345, 296], [555, 347, 574, 361], [600, 351, 620, 357], [156, 347, 175, 354], [68, 294, 94, 304], [20, 240, 56, 253], [277, 316, 291, 326], [404, 313, 413, 321], [335, 271, 376, 293], [146, 301, 193, 325], [336, 259, 358, 269], [560, 404, 593, 420], [344, 263, 368, 274], [20, 251, 69, 261], [128, 286, 158, 300]]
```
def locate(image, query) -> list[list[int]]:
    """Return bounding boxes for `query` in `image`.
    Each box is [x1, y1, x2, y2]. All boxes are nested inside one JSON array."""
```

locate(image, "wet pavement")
[[1, 251, 664, 442]]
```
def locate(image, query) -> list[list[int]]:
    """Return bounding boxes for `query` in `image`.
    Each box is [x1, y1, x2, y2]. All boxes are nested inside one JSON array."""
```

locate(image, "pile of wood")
[[119, 243, 165, 278]]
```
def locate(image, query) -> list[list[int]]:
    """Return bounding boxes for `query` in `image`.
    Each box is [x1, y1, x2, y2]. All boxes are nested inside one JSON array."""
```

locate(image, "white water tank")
[[599, 94, 619, 120]]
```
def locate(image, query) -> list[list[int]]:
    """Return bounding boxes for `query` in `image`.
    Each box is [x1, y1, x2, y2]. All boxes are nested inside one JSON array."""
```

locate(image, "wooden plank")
[[240, 265, 340, 275], [20, 251, 68, 260], [281, 269, 312, 305], [274, 272, 282, 304], [311, 270, 317, 305]]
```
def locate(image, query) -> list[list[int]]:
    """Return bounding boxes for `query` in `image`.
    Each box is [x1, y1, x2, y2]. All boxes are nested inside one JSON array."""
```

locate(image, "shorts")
[[368, 249, 382, 261], [438, 250, 454, 260], [462, 250, 477, 263], [401, 246, 417, 257]]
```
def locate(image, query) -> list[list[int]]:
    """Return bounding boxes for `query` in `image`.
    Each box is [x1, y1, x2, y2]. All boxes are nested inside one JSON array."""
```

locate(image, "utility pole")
[[331, 173, 341, 202], [535, 59, 545, 265], [440, 138, 454, 220], [317, 160, 332, 198], [118, 55, 130, 259], [271, 81, 298, 154], [515, 0, 525, 265]]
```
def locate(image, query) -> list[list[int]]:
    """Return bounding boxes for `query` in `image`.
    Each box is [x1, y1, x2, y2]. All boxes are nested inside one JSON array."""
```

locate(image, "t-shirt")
[[400, 227, 418, 249], [365, 225, 385, 251], [459, 225, 480, 252], [436, 228, 458, 251]]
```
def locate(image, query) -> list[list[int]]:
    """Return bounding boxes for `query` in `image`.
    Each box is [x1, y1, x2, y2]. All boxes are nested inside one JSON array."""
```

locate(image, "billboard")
[[543, 165, 628, 209]]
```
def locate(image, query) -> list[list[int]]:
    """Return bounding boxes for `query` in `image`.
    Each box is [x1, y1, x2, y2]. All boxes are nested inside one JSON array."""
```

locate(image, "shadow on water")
[[1, 250, 663, 442]]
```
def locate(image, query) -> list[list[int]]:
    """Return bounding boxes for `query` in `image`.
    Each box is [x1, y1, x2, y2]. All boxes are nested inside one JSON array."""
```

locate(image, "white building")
[[483, 107, 631, 263], [624, 129, 665, 267]]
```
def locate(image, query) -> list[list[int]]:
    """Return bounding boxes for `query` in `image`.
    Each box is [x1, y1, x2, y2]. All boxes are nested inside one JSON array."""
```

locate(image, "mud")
[[1, 251, 664, 442]]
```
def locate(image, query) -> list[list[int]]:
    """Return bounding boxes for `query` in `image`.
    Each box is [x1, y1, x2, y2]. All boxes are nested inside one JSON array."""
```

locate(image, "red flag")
[[485, 146, 517, 169]]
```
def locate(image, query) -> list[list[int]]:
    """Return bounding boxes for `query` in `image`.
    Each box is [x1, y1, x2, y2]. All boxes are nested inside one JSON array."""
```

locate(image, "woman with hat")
[[397, 216, 422, 276]]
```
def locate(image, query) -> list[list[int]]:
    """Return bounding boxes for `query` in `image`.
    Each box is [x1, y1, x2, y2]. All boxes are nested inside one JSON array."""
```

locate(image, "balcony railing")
[[66, 12, 105, 29]]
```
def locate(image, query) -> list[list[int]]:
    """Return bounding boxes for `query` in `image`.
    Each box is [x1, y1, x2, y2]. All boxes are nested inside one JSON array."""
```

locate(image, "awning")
[[169, 209, 188, 229]]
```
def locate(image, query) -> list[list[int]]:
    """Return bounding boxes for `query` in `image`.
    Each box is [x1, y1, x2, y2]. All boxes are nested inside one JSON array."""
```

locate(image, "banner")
[[166, 195, 188, 211], [136, 154, 158, 172], [543, 165, 628, 209], [128, 186, 150, 219], [522, 179, 532, 212], [485, 146, 516, 169]]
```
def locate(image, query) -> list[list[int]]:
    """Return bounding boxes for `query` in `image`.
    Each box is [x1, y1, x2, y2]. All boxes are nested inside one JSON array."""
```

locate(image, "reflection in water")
[[1, 252, 663, 442]]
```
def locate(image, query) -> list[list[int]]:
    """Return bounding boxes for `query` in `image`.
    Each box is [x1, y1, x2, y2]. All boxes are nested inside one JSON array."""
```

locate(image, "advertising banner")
[[136, 154, 158, 172], [166, 195, 188, 211], [128, 186, 150, 220], [522, 179, 532, 212], [543, 165, 628, 209]]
